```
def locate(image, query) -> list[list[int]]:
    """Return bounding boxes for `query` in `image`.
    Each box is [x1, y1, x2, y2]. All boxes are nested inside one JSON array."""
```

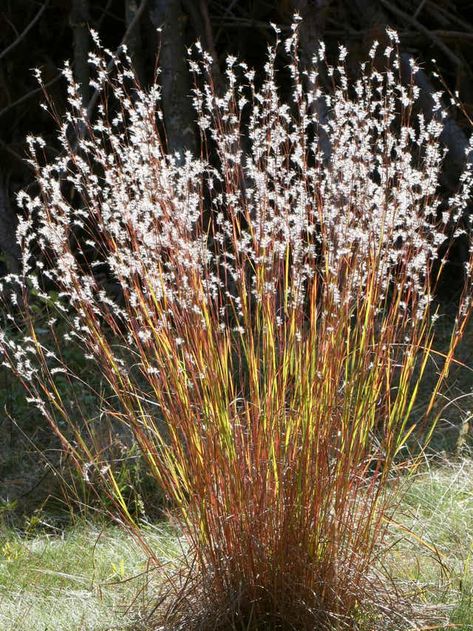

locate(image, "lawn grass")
[[0, 458, 471, 630], [0, 520, 182, 630], [386, 457, 473, 629]]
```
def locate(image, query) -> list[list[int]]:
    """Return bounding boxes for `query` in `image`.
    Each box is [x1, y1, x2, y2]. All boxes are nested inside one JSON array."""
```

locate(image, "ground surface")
[[0, 460, 472, 630], [0, 521, 182, 630]]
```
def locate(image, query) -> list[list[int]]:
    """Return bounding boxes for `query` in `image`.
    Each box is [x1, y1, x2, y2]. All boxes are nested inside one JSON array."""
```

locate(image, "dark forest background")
[[1, 0, 473, 276], [0, 0, 472, 515]]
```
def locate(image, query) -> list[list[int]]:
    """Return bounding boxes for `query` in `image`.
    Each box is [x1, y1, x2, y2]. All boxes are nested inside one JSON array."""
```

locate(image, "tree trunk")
[[70, 0, 90, 106], [125, 0, 146, 86], [0, 177, 20, 274], [149, 0, 196, 157]]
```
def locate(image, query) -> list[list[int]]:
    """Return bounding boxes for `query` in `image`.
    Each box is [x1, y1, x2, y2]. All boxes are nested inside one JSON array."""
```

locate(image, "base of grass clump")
[[0, 459, 471, 630], [143, 458, 473, 631], [146, 539, 421, 631], [152, 578, 419, 631]]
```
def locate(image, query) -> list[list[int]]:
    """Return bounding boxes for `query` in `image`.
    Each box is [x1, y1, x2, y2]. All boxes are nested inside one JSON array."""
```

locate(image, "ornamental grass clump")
[[1, 22, 473, 629]]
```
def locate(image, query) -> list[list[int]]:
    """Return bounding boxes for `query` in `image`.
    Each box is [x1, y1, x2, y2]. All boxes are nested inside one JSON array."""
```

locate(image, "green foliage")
[[0, 522, 180, 631]]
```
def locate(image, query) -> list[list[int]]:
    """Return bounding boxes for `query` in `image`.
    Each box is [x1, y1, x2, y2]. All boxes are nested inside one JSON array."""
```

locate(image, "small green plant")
[[1, 22, 473, 630], [1, 540, 23, 562]]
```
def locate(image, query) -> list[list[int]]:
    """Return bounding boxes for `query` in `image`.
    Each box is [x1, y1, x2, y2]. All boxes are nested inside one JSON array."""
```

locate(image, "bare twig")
[[214, 0, 243, 44], [2, 13, 20, 39], [380, 0, 464, 68], [0, 0, 50, 61], [0, 73, 63, 120], [430, 30, 473, 42], [218, 0, 241, 19], [211, 17, 285, 31], [426, 0, 473, 34], [96, 0, 114, 29], [413, 0, 428, 20], [0, 138, 28, 167], [402, 30, 473, 45]]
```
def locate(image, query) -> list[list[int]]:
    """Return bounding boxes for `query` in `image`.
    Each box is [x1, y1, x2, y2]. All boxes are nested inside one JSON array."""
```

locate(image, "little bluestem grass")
[[1, 21, 472, 630]]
